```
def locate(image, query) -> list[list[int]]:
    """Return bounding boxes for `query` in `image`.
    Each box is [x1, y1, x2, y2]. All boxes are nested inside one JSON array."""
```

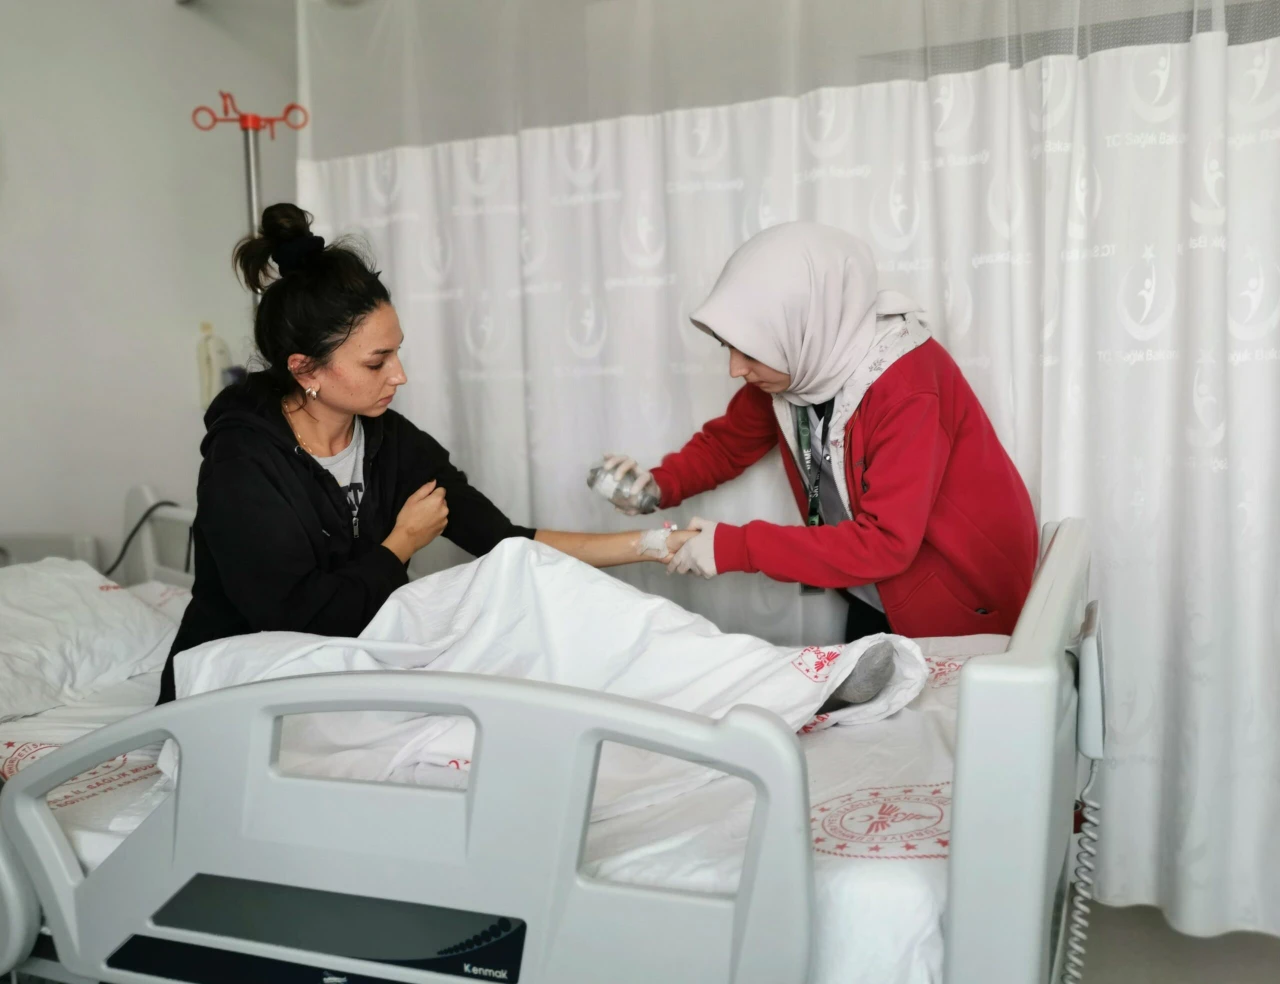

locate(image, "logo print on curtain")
[[1229, 46, 1280, 123], [741, 176, 783, 241], [1228, 250, 1280, 340], [1127, 46, 1183, 124], [458, 140, 508, 202], [986, 172, 1025, 241], [372, 151, 400, 210], [1067, 155, 1103, 241], [1234, 463, 1264, 546], [1188, 129, 1226, 227], [518, 221, 561, 296], [1106, 456, 1166, 547], [565, 286, 608, 359], [1117, 246, 1176, 341], [942, 262, 974, 340], [464, 290, 506, 363], [520, 223, 546, 278], [675, 107, 729, 173], [933, 75, 975, 148], [1029, 57, 1073, 137], [869, 165, 920, 253], [802, 89, 853, 160], [1187, 352, 1226, 449], [418, 225, 454, 287], [558, 125, 605, 189], [619, 192, 667, 270]]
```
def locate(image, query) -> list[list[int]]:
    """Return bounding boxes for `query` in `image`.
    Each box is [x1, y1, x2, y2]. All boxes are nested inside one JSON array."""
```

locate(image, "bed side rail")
[[945, 518, 1090, 984], [0, 672, 813, 984], [0, 813, 40, 975]]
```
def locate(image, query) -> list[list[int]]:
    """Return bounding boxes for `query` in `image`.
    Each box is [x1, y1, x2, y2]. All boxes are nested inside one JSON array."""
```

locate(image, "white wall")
[[0, 0, 297, 563]]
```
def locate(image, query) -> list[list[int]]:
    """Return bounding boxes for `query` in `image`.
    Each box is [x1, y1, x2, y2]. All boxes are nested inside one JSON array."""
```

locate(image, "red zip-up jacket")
[[651, 339, 1038, 638]]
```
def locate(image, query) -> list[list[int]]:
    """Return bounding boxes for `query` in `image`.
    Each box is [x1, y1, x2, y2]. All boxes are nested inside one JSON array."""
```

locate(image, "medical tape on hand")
[[636, 523, 674, 558]]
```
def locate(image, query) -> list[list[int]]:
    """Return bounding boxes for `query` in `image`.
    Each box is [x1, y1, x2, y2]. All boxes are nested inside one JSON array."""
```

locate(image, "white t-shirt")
[[312, 417, 366, 527]]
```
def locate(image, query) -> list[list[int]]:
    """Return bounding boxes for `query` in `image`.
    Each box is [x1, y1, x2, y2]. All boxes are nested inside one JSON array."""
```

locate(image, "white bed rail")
[[0, 673, 813, 984], [945, 519, 1090, 984]]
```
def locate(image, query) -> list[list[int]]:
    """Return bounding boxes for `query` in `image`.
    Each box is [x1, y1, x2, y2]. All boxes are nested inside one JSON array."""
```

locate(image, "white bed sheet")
[[0, 672, 169, 872], [0, 634, 1008, 984], [0, 578, 190, 866], [584, 633, 1008, 984]]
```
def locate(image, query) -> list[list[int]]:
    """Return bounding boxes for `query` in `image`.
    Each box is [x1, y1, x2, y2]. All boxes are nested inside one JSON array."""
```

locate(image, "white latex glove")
[[667, 517, 719, 578], [601, 453, 660, 516]]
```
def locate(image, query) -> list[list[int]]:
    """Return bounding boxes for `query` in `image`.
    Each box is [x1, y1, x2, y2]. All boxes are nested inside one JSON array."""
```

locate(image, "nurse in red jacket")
[[601, 222, 1039, 642]]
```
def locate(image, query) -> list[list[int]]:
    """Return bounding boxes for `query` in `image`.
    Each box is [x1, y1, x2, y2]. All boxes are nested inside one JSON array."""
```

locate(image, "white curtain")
[[296, 0, 1280, 936]]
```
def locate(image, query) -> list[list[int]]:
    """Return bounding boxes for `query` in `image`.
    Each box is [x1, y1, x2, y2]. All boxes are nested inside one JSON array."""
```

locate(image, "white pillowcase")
[[0, 559, 177, 722]]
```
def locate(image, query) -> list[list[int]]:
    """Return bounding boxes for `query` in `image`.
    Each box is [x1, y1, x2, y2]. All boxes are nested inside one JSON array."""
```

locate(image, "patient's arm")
[[534, 529, 695, 568]]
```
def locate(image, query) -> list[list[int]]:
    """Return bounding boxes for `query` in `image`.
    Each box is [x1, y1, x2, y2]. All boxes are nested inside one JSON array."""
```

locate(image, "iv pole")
[[192, 92, 310, 303], [189, 92, 310, 406]]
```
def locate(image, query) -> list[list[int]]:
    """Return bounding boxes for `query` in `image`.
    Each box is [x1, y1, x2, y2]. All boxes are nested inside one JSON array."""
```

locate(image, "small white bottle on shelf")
[[197, 322, 233, 410]]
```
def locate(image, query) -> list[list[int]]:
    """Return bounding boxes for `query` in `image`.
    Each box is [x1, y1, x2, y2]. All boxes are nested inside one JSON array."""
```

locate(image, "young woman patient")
[[158, 204, 691, 703]]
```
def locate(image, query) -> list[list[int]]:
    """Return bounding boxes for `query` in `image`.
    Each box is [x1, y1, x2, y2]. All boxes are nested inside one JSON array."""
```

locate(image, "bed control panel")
[[107, 875, 526, 983]]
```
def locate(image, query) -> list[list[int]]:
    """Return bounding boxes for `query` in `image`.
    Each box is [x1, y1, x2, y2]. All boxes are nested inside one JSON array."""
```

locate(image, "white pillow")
[[127, 581, 193, 625], [0, 559, 176, 722]]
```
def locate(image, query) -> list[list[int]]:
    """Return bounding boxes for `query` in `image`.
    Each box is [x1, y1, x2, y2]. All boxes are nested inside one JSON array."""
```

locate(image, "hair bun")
[[260, 203, 314, 247], [272, 234, 326, 274], [234, 203, 318, 292]]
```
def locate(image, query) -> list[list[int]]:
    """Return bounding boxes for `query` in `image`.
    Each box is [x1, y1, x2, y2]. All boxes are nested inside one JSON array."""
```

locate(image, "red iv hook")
[[191, 91, 310, 245]]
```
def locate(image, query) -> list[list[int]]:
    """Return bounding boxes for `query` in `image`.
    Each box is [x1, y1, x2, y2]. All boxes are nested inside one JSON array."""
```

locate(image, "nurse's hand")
[[665, 529, 697, 560], [383, 481, 449, 562], [601, 454, 661, 515], [666, 518, 719, 578]]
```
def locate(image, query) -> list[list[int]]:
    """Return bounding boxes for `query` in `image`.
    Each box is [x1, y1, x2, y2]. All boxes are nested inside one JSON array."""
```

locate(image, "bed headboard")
[[119, 486, 196, 589]]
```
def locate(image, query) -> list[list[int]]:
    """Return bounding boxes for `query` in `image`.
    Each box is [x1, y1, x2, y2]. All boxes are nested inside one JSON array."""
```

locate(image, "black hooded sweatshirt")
[[158, 374, 534, 703]]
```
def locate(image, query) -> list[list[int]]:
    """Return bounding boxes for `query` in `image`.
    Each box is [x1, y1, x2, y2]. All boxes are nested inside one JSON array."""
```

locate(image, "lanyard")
[[795, 405, 832, 528]]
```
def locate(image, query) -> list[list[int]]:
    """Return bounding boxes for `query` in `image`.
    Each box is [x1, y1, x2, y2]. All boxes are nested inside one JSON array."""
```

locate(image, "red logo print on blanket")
[[1, 742, 67, 780], [810, 782, 952, 859], [791, 646, 843, 683], [0, 742, 161, 810], [925, 655, 968, 688]]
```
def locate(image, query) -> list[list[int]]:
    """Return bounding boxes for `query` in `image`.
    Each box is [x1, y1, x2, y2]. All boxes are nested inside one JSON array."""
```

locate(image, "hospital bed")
[[0, 485, 1102, 984]]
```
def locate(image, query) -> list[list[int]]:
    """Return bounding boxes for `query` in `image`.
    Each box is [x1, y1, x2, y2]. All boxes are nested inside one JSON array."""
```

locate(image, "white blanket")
[[0, 560, 176, 722], [175, 539, 926, 819]]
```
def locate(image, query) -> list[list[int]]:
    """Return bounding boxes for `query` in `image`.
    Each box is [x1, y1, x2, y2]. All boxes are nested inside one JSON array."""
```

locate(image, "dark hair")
[[234, 203, 391, 398]]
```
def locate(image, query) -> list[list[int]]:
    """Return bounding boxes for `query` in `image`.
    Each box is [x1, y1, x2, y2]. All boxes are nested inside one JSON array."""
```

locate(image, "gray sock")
[[819, 639, 897, 713]]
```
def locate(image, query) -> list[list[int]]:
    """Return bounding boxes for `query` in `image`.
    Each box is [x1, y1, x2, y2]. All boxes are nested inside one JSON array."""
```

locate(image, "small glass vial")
[[587, 464, 661, 513]]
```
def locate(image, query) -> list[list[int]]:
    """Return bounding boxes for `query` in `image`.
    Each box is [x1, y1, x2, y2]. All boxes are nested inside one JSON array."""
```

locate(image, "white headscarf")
[[690, 222, 927, 407]]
